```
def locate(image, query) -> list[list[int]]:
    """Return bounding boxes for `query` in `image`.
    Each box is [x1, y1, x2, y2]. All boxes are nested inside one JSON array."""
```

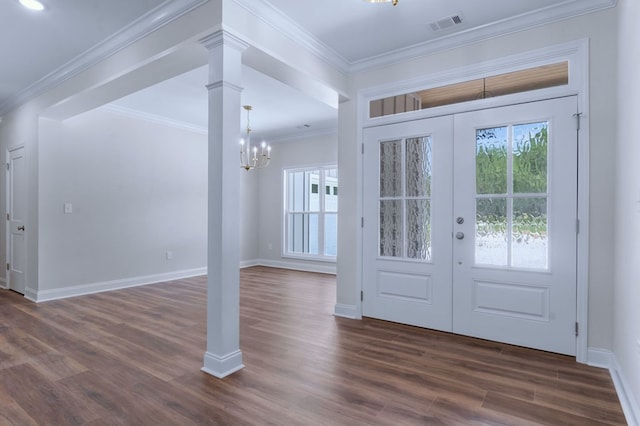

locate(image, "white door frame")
[[356, 39, 590, 362], [5, 144, 27, 293]]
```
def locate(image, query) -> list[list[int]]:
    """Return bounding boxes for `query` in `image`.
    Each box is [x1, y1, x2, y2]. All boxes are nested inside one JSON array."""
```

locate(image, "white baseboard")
[[240, 259, 260, 269], [611, 354, 640, 426], [587, 348, 639, 426], [257, 258, 336, 275], [587, 347, 613, 369], [0, 276, 7, 290], [334, 303, 360, 319], [32, 267, 207, 302], [202, 350, 244, 378]]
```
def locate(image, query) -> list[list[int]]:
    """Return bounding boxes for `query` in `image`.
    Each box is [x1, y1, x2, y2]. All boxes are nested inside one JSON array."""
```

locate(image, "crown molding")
[[231, 0, 350, 73], [225, 0, 617, 75], [349, 0, 617, 72], [101, 104, 207, 135], [0, 0, 209, 117]]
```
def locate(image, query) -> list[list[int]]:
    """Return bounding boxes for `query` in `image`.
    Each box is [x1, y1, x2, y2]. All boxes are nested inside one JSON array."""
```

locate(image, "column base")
[[201, 350, 244, 378]]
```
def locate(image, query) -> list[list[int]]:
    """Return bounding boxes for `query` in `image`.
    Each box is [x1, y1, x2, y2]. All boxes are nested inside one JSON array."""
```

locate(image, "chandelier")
[[364, 0, 398, 5], [239, 105, 271, 171]]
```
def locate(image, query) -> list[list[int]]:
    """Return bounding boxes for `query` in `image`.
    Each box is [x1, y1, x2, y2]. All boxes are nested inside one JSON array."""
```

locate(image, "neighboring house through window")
[[284, 166, 338, 259]]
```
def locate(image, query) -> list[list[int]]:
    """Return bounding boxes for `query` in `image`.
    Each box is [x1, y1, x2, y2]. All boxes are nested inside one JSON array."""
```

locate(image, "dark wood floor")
[[0, 266, 625, 425]]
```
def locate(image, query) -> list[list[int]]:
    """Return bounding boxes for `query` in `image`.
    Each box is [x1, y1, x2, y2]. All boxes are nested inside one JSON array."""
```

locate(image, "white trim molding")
[[611, 356, 640, 426], [31, 267, 207, 302], [588, 348, 640, 426], [0, 277, 7, 290], [101, 104, 207, 135], [334, 303, 360, 319], [351, 0, 614, 72], [0, 0, 209, 116], [202, 350, 245, 379], [258, 258, 336, 275], [234, 0, 614, 74], [240, 259, 261, 269]]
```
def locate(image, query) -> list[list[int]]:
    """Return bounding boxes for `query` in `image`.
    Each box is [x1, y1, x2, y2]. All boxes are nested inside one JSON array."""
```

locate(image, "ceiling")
[[0, 0, 614, 140]]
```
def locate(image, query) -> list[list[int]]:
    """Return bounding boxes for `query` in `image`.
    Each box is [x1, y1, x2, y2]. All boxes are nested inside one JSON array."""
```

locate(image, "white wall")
[[256, 133, 338, 274], [614, 0, 640, 419], [240, 166, 259, 265], [338, 8, 618, 351], [37, 109, 208, 295]]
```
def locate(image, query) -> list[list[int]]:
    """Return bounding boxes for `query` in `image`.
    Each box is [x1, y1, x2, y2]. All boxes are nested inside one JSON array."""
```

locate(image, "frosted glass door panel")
[[380, 200, 403, 257], [380, 140, 402, 198], [474, 121, 550, 270]]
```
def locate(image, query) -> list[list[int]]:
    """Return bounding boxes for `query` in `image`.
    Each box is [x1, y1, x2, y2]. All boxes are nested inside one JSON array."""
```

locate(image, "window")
[[370, 62, 569, 118], [285, 166, 338, 259]]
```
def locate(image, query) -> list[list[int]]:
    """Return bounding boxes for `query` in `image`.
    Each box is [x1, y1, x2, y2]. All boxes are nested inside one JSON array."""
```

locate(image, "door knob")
[[17, 226, 24, 231], [455, 231, 464, 240]]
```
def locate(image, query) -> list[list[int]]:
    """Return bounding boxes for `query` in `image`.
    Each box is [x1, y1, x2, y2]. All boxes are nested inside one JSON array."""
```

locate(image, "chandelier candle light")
[[239, 105, 271, 171]]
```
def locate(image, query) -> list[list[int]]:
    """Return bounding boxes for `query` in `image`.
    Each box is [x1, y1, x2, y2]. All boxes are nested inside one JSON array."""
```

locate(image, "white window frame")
[[283, 165, 338, 262]]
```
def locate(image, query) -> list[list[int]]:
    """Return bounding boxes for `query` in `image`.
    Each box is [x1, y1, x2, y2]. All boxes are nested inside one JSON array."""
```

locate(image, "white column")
[[200, 30, 248, 378]]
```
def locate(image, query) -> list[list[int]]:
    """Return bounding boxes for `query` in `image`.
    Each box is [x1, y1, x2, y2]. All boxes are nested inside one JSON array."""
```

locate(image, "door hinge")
[[6, 263, 9, 271], [575, 322, 579, 337], [5, 163, 9, 171], [361, 290, 364, 301], [6, 213, 9, 221], [576, 218, 580, 234], [361, 217, 364, 228], [361, 144, 364, 155], [573, 112, 583, 131]]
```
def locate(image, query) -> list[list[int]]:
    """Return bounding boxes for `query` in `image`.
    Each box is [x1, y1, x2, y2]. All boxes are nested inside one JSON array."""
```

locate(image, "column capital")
[[199, 29, 249, 53]]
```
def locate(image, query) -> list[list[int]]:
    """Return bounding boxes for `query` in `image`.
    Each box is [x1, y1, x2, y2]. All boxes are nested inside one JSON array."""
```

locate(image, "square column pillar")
[[200, 30, 248, 378]]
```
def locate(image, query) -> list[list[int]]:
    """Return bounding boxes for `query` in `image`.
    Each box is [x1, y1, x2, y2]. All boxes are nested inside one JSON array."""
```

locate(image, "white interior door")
[[362, 116, 453, 331], [452, 97, 578, 355], [7, 146, 26, 294], [362, 96, 578, 355]]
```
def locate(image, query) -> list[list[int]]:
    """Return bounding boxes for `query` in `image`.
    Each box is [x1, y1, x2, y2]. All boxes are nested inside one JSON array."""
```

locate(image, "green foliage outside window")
[[475, 124, 548, 239]]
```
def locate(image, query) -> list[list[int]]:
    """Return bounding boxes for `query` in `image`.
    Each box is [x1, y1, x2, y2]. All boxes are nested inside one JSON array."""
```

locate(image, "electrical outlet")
[[165, 251, 173, 260]]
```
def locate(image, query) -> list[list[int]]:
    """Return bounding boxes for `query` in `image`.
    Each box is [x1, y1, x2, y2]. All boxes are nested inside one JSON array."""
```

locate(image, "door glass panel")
[[475, 198, 507, 266], [406, 137, 432, 197], [406, 200, 431, 260], [380, 200, 403, 257], [476, 127, 507, 194], [380, 140, 402, 197], [513, 122, 548, 193], [512, 198, 548, 269]]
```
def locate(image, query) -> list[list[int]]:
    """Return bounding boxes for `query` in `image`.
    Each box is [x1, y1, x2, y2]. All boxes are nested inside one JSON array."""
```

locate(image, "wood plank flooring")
[[0, 266, 626, 425]]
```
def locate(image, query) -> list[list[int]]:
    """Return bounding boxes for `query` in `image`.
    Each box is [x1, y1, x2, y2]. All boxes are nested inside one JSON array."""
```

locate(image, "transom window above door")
[[369, 62, 568, 118]]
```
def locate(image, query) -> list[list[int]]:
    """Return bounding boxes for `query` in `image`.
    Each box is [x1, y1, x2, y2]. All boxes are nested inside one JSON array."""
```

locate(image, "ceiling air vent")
[[429, 14, 463, 32]]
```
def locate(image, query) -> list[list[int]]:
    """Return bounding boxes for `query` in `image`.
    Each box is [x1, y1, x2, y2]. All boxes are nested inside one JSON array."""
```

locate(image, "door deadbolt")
[[456, 217, 464, 224]]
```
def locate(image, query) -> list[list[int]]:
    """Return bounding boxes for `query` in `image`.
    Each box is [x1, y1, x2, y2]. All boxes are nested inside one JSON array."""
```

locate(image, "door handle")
[[17, 225, 24, 231], [455, 232, 464, 240]]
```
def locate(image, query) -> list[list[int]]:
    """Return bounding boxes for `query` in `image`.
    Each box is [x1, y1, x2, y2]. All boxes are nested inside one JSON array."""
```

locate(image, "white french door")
[[363, 115, 454, 332], [362, 96, 578, 355]]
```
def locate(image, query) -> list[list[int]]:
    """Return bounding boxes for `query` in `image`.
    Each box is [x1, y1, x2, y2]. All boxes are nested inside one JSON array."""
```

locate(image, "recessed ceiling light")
[[19, 0, 45, 11]]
